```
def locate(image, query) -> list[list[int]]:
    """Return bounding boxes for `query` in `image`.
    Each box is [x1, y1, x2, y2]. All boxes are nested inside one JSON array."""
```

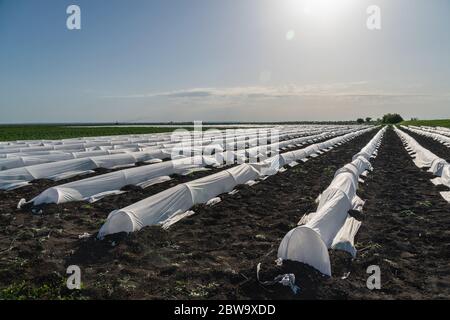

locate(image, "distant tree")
[[411, 117, 418, 121], [382, 113, 404, 124], [365, 117, 372, 123], [356, 118, 365, 124]]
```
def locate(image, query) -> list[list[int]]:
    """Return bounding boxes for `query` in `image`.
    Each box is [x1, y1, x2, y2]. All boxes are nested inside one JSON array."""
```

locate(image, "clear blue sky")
[[1, 0, 449, 123]]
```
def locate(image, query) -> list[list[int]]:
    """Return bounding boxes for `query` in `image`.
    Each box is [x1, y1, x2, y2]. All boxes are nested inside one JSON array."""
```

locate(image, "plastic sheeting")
[[331, 216, 361, 257], [3, 136, 275, 190], [0, 127, 291, 150], [1, 126, 326, 170], [98, 164, 261, 237], [0, 133, 173, 149], [27, 128, 360, 206], [97, 126, 376, 238], [29, 156, 221, 205], [278, 127, 386, 276], [395, 127, 450, 193], [403, 126, 450, 148], [0, 148, 143, 171], [0, 139, 163, 157], [0, 150, 167, 190], [0, 125, 370, 153], [412, 126, 450, 138]]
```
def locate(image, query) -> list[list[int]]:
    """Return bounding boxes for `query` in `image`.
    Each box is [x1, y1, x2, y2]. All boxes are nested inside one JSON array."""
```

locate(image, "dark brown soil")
[[1, 128, 448, 300]]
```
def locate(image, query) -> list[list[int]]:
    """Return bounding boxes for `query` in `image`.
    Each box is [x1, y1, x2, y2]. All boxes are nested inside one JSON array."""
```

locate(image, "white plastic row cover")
[[27, 128, 357, 206], [97, 126, 376, 238], [278, 127, 386, 276], [395, 127, 450, 189], [0, 126, 332, 169], [1, 127, 350, 190], [403, 126, 450, 148]]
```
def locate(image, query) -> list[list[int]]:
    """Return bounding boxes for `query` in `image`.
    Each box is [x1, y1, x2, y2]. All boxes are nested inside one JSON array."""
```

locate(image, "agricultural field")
[[2, 0, 450, 308], [0, 123, 365, 142], [0, 123, 449, 300]]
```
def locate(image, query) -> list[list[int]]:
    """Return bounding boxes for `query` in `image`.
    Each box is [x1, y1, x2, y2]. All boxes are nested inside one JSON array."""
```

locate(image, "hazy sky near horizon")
[[0, 0, 449, 123]]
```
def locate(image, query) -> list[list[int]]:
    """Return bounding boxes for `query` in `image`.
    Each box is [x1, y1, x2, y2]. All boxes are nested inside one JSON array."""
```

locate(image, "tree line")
[[357, 113, 405, 124]]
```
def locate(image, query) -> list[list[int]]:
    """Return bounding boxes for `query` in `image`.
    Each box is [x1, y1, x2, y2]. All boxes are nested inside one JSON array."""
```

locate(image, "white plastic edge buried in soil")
[[394, 126, 450, 202], [97, 127, 377, 238], [277, 126, 386, 276], [1, 126, 336, 190], [25, 128, 355, 206]]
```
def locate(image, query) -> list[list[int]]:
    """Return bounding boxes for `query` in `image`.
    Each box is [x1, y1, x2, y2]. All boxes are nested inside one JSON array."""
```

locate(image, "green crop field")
[[0, 125, 190, 141], [401, 119, 450, 128]]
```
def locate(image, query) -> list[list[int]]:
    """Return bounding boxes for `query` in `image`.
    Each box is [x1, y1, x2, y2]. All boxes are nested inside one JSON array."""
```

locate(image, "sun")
[[286, 0, 355, 19], [305, 0, 338, 16]]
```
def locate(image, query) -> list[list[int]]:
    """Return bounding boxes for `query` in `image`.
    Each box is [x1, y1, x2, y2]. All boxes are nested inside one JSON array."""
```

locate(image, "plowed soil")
[[1, 128, 449, 300]]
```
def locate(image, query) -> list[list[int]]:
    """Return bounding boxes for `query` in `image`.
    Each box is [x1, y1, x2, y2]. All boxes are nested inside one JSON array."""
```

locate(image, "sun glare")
[[305, 0, 332, 16], [286, 0, 356, 20]]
